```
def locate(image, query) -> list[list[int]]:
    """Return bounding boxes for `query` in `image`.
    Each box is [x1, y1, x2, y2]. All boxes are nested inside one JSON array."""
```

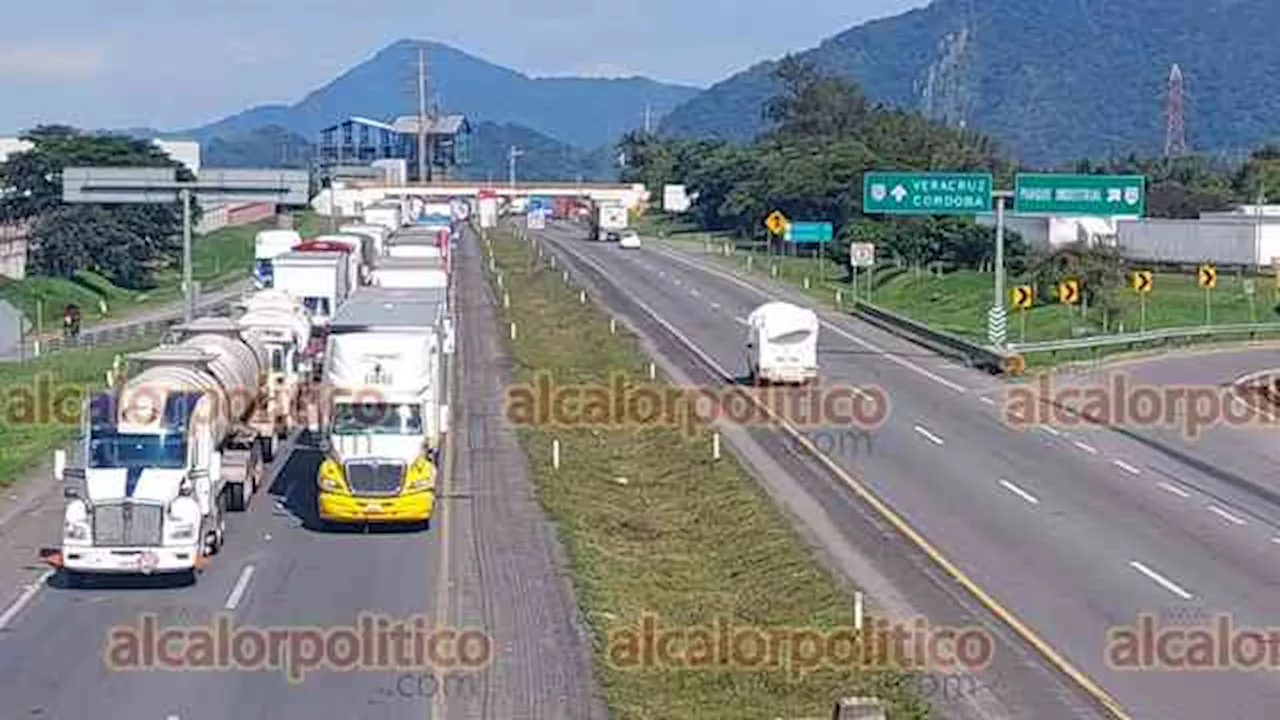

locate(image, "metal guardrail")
[[848, 300, 1019, 373], [1007, 322, 1280, 355], [5, 284, 247, 362]]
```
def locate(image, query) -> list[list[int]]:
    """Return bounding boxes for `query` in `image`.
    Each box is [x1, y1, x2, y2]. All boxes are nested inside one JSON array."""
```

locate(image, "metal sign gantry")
[[61, 167, 310, 321]]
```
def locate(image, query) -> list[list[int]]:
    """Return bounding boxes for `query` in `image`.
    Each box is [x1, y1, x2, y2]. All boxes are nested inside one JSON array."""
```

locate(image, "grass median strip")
[[0, 338, 156, 486], [482, 228, 931, 719]]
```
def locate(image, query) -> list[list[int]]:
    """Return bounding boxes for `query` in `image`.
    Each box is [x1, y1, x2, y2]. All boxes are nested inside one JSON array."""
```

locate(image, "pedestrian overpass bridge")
[[313, 181, 649, 216]]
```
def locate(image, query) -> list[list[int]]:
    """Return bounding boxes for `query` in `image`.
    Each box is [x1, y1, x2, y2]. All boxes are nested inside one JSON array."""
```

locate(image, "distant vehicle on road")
[[619, 230, 641, 249], [744, 301, 819, 385]]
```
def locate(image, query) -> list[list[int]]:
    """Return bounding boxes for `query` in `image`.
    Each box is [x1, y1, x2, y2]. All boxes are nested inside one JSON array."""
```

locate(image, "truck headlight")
[[319, 458, 347, 493], [64, 499, 91, 543], [404, 455, 436, 493]]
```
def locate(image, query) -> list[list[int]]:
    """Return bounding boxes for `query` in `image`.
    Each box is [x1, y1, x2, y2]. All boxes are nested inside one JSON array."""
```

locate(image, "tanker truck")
[[47, 316, 285, 585], [235, 288, 313, 440]]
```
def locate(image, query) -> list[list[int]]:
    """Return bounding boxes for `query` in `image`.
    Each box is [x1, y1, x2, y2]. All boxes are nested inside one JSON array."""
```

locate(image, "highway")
[[534, 221, 1280, 720], [0, 228, 603, 719]]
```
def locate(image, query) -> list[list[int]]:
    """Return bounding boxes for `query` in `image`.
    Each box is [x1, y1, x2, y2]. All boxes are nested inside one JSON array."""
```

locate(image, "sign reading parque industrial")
[[862, 172, 993, 215], [1013, 173, 1146, 216]]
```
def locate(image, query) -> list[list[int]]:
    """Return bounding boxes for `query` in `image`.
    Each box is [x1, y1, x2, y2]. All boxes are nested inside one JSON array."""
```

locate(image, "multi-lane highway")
[[534, 221, 1280, 720], [0, 228, 603, 719]]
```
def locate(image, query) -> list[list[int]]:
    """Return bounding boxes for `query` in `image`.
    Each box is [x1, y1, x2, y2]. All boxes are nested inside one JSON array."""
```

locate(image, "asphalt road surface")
[[534, 221, 1280, 720], [0, 227, 603, 719]]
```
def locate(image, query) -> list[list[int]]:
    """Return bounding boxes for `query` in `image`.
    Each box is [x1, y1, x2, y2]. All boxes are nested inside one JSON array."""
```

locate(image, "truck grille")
[[92, 502, 164, 547], [345, 462, 404, 495]]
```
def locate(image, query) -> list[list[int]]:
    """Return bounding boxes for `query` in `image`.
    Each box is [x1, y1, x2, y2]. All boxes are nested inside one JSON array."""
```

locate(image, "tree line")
[[0, 125, 198, 289], [617, 56, 1280, 281]]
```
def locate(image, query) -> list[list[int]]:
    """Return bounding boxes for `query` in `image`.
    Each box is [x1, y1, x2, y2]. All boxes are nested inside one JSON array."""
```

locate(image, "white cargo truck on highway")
[[591, 202, 628, 241], [340, 223, 391, 259], [363, 202, 403, 233], [316, 287, 449, 526], [272, 250, 350, 326], [744, 302, 819, 385], [253, 229, 302, 289], [48, 300, 308, 584]]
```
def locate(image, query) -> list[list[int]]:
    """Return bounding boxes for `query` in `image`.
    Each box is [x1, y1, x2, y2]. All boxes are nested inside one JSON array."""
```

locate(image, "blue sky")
[[0, 0, 926, 134]]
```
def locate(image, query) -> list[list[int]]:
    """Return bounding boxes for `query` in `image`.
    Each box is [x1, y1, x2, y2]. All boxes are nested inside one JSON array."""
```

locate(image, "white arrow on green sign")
[[863, 171, 993, 215]]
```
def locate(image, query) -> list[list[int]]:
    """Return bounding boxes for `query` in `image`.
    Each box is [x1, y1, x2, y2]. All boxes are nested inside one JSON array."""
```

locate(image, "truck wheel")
[[260, 435, 275, 464], [62, 570, 86, 589], [226, 482, 246, 512]]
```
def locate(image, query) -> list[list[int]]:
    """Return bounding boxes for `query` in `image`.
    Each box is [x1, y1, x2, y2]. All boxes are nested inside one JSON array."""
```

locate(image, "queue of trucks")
[[45, 197, 455, 584]]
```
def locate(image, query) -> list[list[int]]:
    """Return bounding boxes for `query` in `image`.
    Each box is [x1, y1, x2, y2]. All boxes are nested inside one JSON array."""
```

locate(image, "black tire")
[[260, 435, 275, 464], [226, 482, 246, 512], [62, 570, 85, 589]]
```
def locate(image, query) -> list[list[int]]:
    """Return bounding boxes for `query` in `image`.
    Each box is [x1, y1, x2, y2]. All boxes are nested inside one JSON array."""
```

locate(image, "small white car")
[[618, 230, 641, 249]]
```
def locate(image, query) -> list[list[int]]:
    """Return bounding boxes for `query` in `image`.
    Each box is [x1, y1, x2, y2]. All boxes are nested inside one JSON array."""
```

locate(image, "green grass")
[[0, 337, 158, 486], [0, 211, 320, 333], [483, 228, 930, 719]]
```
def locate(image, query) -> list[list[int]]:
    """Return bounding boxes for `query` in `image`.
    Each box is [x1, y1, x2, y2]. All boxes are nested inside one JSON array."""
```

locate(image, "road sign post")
[[1132, 270, 1152, 332], [62, 167, 310, 322], [1197, 264, 1217, 325], [1245, 278, 1257, 323], [987, 305, 1007, 347], [850, 242, 875, 303], [1013, 174, 1146, 216]]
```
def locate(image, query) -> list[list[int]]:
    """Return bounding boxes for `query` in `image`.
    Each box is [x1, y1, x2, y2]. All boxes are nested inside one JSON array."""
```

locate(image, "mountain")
[[202, 125, 314, 168], [660, 0, 1280, 165], [185, 39, 700, 150], [453, 121, 615, 182]]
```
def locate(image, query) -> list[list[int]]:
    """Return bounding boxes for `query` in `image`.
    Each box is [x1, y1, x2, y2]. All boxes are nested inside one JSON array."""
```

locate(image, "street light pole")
[[181, 187, 193, 323], [508, 146, 523, 188]]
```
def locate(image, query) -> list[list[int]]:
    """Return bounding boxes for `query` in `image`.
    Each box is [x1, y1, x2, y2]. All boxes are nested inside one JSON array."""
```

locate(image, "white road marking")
[[1270, 536, 1280, 546], [1207, 505, 1247, 526], [733, 316, 749, 326], [913, 425, 945, 445], [690, 289, 701, 297], [980, 397, 996, 406], [1129, 560, 1194, 600], [0, 569, 54, 630], [1072, 441, 1099, 455], [223, 565, 256, 611], [710, 302, 720, 310], [1038, 425, 1062, 437], [999, 479, 1040, 505], [650, 245, 968, 393], [166, 715, 181, 720], [1157, 482, 1190, 498], [1112, 460, 1141, 476]]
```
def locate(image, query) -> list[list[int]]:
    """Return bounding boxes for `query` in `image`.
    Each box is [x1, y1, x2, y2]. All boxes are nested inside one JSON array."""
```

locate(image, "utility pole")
[[508, 146, 523, 188], [417, 46, 430, 185], [181, 187, 193, 322]]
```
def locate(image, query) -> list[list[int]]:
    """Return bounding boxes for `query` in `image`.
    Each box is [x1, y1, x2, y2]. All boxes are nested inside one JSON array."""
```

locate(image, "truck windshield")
[[253, 259, 273, 284], [330, 403, 423, 435], [88, 431, 187, 469]]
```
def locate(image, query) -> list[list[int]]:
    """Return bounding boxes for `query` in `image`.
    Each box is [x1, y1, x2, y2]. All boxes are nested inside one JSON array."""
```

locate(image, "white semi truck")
[[48, 301, 307, 584], [272, 251, 350, 326], [591, 202, 628, 241], [363, 201, 404, 233], [339, 223, 391, 259], [253, 229, 302, 289], [316, 287, 449, 526]]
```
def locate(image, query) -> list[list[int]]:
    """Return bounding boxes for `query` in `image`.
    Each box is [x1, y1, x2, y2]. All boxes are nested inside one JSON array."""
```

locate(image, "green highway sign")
[[863, 171, 993, 215], [1013, 173, 1146, 216], [785, 221, 833, 243]]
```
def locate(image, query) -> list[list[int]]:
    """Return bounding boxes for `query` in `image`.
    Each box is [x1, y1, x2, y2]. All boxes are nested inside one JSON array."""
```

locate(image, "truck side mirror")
[[53, 449, 66, 482], [63, 485, 80, 499]]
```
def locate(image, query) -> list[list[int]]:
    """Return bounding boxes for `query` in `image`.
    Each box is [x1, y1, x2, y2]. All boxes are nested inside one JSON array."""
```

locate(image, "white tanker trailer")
[[48, 314, 291, 585], [236, 289, 313, 435]]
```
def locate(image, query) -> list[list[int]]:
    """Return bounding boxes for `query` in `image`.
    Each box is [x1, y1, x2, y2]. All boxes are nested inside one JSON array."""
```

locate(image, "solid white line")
[[999, 479, 1040, 505], [1072, 441, 1099, 455], [223, 565, 256, 611], [980, 397, 996, 406], [1207, 505, 1247, 526], [0, 569, 54, 630], [650, 245, 968, 393], [1129, 560, 1194, 600], [1038, 425, 1062, 437], [913, 425, 945, 445], [1157, 482, 1191, 498], [1112, 460, 1141, 476]]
